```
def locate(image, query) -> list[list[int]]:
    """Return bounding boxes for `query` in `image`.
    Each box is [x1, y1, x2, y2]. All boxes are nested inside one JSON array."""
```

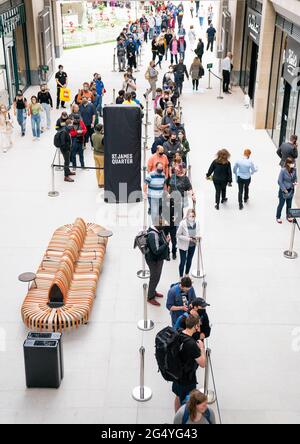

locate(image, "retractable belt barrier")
[[208, 69, 224, 100]]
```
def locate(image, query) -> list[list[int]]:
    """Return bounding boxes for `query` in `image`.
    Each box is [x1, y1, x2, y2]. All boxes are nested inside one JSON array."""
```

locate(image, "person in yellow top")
[[123, 93, 139, 106]]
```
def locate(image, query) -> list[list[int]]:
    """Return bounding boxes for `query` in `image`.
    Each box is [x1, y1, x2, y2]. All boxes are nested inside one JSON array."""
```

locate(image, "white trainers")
[[277, 219, 283, 224]]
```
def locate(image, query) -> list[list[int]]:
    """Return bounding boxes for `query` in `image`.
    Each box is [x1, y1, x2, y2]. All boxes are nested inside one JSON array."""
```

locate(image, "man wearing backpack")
[[172, 315, 206, 412], [166, 277, 197, 326], [145, 221, 170, 307], [55, 119, 76, 183]]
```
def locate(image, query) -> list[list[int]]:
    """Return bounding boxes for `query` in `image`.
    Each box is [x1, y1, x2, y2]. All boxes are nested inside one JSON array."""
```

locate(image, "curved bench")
[[21, 218, 108, 332]]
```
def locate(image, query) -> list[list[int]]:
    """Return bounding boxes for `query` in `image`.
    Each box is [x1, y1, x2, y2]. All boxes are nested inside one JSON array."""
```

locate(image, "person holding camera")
[[174, 297, 211, 340], [172, 315, 206, 412], [166, 277, 196, 326], [177, 209, 200, 279], [276, 157, 298, 224], [277, 134, 298, 168], [206, 149, 232, 210]]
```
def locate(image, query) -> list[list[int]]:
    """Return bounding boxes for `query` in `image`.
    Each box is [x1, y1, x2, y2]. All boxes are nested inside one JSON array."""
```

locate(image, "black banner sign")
[[247, 7, 261, 45], [104, 105, 142, 204], [284, 36, 300, 86]]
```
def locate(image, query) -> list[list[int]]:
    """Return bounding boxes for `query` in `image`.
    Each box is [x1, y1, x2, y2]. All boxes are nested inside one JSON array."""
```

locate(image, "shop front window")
[[0, 40, 9, 107], [14, 24, 28, 91], [272, 34, 288, 146]]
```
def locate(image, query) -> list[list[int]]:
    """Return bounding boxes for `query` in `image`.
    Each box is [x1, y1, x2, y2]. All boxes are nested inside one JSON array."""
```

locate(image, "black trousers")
[[238, 177, 251, 204], [223, 70, 231, 92], [192, 79, 199, 90], [207, 38, 214, 52], [163, 226, 178, 255], [213, 180, 227, 205], [60, 147, 71, 177], [84, 126, 94, 146], [145, 259, 164, 300], [128, 55, 137, 69], [57, 87, 65, 108]]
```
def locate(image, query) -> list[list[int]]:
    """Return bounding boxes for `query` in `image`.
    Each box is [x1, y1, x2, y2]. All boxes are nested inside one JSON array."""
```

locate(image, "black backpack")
[[54, 129, 64, 148], [133, 230, 149, 256], [155, 326, 190, 382]]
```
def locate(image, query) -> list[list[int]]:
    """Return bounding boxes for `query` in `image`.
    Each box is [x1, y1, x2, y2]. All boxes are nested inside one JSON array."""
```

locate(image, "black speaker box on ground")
[[27, 332, 64, 379]]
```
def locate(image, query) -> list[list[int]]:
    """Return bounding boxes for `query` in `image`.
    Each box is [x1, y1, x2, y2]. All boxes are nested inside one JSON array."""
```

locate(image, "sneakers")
[[239, 204, 244, 210], [221, 198, 228, 203], [172, 252, 177, 260], [148, 299, 161, 307], [277, 219, 283, 224], [287, 218, 294, 223], [215, 204, 220, 210], [64, 176, 74, 183]]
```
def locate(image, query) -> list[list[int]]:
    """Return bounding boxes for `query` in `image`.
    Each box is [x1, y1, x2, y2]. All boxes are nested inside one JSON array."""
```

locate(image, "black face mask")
[[171, 139, 177, 144], [197, 309, 205, 316]]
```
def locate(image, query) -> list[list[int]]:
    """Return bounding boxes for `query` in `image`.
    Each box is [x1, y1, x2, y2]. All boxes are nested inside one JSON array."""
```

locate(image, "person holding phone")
[[276, 157, 298, 224], [177, 209, 200, 278]]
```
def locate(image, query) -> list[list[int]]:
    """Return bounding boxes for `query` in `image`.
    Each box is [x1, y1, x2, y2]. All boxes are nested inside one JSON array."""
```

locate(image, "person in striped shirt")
[[144, 162, 167, 224]]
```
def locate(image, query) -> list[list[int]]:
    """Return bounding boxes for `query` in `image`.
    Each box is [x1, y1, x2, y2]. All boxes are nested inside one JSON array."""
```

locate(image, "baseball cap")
[[192, 298, 210, 308]]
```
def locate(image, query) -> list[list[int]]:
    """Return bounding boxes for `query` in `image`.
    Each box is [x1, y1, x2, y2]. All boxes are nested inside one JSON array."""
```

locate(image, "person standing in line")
[[37, 84, 53, 131], [188, 25, 197, 51], [276, 158, 298, 224], [116, 90, 125, 104], [153, 110, 169, 141], [170, 36, 179, 65], [277, 134, 298, 167], [174, 298, 211, 340], [70, 114, 87, 170], [148, 145, 169, 177], [117, 38, 127, 72], [94, 74, 105, 117], [145, 221, 170, 307], [56, 111, 68, 131], [155, 13, 162, 35], [144, 161, 167, 224], [0, 105, 13, 153], [233, 149, 257, 210], [174, 390, 216, 425], [177, 209, 200, 279], [57, 118, 76, 183], [206, 149, 233, 210], [190, 57, 202, 91], [206, 23, 217, 52], [122, 73, 137, 95], [156, 37, 166, 69], [172, 315, 206, 412], [55, 65, 68, 110], [92, 123, 105, 189], [177, 3, 184, 28], [13, 91, 27, 137], [79, 97, 96, 148], [126, 37, 137, 70], [28, 96, 42, 141], [222, 52, 233, 94], [166, 277, 197, 326], [165, 28, 173, 61], [178, 36, 187, 62], [148, 13, 156, 40], [145, 61, 159, 100]]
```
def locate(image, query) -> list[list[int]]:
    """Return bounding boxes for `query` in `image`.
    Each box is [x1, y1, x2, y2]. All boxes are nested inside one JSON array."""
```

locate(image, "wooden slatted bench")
[[21, 218, 108, 332]]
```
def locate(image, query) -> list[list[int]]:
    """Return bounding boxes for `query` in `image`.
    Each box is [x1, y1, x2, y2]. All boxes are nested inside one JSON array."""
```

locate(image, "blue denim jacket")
[[278, 168, 297, 192]]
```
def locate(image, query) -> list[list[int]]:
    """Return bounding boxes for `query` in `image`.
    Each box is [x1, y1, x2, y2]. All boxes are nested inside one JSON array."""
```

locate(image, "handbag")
[[60, 87, 71, 102]]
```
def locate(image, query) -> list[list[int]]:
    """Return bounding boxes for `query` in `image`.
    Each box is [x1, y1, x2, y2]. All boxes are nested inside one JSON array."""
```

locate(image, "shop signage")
[[0, 5, 25, 37], [284, 37, 300, 86], [247, 8, 261, 45]]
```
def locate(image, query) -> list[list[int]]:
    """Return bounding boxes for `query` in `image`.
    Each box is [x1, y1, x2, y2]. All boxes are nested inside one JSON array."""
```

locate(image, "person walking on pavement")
[[38, 84, 53, 131], [277, 134, 298, 167], [170, 36, 179, 65], [206, 23, 217, 52], [190, 57, 203, 91], [276, 158, 298, 224], [188, 26, 197, 51], [174, 59, 189, 96], [233, 149, 257, 210], [28, 96, 42, 141], [222, 52, 233, 94], [55, 65, 68, 109], [13, 90, 27, 136], [206, 149, 233, 210], [145, 221, 170, 307], [195, 38, 204, 62], [0, 105, 13, 153]]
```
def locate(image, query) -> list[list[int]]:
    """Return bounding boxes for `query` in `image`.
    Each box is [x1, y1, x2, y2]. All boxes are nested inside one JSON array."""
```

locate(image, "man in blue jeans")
[[144, 162, 167, 224]]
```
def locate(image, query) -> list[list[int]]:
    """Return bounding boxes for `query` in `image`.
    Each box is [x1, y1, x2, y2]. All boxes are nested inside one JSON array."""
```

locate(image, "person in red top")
[[70, 114, 87, 170], [148, 145, 169, 178]]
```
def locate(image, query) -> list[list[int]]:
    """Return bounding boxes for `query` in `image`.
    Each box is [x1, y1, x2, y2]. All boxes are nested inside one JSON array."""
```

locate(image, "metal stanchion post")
[[48, 165, 59, 198], [138, 283, 154, 331], [112, 48, 117, 72], [217, 77, 224, 100], [113, 88, 116, 104], [192, 237, 205, 279], [284, 219, 298, 259], [146, 95, 151, 126], [55, 151, 63, 171], [132, 346, 153, 402], [207, 69, 212, 90], [188, 164, 192, 181], [200, 348, 216, 405], [202, 280, 208, 300]]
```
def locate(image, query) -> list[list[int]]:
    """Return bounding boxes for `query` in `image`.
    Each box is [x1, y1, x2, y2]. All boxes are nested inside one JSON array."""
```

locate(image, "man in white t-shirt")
[[222, 52, 233, 94]]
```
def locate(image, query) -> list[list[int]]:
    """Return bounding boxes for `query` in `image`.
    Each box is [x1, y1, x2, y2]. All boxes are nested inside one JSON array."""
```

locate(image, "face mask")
[[171, 139, 176, 144], [158, 152, 164, 156], [157, 168, 163, 174], [289, 164, 295, 169]]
